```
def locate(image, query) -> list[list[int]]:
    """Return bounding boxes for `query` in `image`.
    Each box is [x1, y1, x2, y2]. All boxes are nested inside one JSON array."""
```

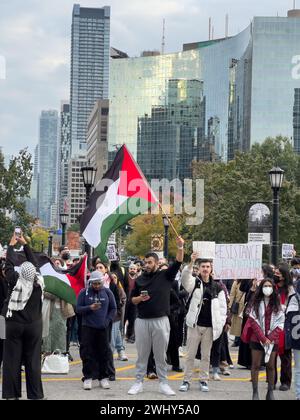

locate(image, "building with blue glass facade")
[[109, 11, 300, 180]]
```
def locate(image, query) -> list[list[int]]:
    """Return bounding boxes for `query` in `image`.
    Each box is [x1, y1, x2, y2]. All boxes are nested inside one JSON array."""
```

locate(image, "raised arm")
[[181, 252, 198, 294]]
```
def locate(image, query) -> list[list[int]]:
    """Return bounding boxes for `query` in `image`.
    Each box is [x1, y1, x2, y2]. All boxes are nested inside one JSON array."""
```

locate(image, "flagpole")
[[158, 201, 180, 238]]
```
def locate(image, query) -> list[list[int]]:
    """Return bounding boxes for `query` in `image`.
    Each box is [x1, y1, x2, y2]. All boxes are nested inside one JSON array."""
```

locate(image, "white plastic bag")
[[0, 315, 5, 339], [42, 350, 69, 374]]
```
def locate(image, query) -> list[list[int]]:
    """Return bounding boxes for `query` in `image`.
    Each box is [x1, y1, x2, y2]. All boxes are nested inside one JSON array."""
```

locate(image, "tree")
[[68, 223, 80, 232], [188, 136, 300, 253], [125, 212, 183, 258], [30, 227, 50, 253], [0, 149, 34, 245]]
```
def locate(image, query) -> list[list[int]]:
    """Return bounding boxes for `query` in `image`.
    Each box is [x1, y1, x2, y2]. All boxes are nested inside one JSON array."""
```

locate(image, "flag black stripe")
[[80, 145, 125, 233]]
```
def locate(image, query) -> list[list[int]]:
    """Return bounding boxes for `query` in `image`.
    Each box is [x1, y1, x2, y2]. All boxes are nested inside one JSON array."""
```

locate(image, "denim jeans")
[[294, 349, 300, 399], [111, 321, 125, 353]]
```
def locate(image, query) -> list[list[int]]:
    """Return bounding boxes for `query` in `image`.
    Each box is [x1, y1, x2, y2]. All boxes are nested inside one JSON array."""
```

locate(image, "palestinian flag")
[[81, 144, 158, 259], [11, 252, 87, 305]]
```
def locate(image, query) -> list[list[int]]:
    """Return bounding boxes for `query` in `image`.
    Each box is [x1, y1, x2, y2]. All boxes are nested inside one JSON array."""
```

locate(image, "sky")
[[0, 0, 297, 157]]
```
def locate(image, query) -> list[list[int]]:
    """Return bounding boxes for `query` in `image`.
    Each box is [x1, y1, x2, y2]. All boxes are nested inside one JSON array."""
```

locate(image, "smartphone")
[[15, 227, 22, 238], [140, 290, 148, 297]]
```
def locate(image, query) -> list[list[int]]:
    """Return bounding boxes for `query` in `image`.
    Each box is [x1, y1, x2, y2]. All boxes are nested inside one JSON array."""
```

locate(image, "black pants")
[[211, 333, 223, 368], [66, 315, 77, 353], [167, 316, 180, 368], [221, 332, 233, 365], [2, 319, 44, 400], [274, 349, 292, 387], [105, 323, 115, 379], [81, 326, 110, 381], [125, 302, 136, 340]]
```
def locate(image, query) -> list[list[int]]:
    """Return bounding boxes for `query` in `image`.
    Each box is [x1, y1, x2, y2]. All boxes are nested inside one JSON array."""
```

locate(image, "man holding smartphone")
[[128, 236, 184, 397]]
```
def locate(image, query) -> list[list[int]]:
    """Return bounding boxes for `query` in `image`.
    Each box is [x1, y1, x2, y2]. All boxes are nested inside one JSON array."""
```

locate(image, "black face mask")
[[62, 253, 71, 261], [273, 275, 281, 284]]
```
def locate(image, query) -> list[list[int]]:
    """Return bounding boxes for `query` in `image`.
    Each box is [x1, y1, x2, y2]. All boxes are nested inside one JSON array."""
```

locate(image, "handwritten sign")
[[193, 242, 216, 259], [213, 243, 263, 280]]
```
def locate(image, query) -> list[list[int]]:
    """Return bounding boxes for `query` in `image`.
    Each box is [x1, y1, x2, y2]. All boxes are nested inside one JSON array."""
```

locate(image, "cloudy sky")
[[0, 0, 296, 157]]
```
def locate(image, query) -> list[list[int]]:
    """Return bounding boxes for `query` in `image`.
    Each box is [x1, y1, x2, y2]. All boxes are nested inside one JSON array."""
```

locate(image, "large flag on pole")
[[11, 252, 87, 305], [80, 145, 158, 259]]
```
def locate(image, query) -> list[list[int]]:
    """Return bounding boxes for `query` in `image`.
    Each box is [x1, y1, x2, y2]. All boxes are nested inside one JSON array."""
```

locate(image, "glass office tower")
[[109, 13, 300, 180], [38, 110, 59, 227], [70, 4, 110, 157]]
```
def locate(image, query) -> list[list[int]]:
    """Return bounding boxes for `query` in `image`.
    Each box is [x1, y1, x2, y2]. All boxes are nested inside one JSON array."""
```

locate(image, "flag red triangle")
[[118, 145, 157, 203]]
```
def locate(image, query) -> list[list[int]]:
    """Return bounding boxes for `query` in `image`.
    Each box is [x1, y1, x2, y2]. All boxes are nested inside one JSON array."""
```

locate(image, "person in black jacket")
[[0, 258, 8, 370], [2, 233, 44, 400], [128, 236, 184, 397]]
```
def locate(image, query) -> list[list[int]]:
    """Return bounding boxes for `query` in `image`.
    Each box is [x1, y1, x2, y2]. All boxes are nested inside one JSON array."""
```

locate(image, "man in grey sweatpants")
[[128, 236, 184, 396]]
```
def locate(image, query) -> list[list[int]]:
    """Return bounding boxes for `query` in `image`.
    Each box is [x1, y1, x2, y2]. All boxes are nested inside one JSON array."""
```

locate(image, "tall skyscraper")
[[70, 4, 110, 157], [58, 101, 71, 215], [38, 110, 59, 227]]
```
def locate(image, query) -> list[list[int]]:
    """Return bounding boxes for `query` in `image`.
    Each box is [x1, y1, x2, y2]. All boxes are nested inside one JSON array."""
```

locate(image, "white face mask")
[[263, 286, 273, 297]]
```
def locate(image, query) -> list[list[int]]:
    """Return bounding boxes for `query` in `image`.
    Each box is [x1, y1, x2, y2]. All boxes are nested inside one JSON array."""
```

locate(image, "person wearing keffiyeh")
[[1, 233, 45, 400]]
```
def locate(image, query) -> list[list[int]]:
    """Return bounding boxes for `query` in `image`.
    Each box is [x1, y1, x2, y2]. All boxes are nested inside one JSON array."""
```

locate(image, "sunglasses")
[[92, 282, 102, 286]]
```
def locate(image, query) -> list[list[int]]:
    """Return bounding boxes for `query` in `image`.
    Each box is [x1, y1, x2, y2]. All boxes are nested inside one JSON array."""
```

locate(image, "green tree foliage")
[[188, 136, 300, 252], [30, 227, 49, 252], [0, 149, 34, 245], [125, 213, 182, 258]]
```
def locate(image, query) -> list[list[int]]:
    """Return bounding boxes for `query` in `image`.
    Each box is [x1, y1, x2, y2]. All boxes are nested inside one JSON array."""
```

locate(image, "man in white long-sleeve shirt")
[[179, 252, 227, 393]]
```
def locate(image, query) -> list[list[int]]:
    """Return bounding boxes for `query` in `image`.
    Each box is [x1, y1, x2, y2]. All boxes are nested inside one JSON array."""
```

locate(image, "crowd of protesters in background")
[[0, 231, 300, 400]]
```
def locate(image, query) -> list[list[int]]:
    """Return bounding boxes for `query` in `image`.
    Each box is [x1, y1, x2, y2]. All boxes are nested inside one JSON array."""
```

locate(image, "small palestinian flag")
[[81, 144, 157, 259], [11, 252, 87, 305]]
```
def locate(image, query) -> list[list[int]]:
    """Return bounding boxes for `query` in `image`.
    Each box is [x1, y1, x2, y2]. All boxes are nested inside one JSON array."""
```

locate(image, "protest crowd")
[[0, 231, 300, 401]]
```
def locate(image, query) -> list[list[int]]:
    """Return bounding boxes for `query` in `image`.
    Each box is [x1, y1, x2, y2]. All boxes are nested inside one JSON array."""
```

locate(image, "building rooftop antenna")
[[161, 18, 166, 54], [225, 14, 229, 37]]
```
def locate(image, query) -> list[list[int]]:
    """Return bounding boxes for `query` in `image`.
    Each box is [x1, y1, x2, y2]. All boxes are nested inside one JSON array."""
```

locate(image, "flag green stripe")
[[44, 276, 77, 306]]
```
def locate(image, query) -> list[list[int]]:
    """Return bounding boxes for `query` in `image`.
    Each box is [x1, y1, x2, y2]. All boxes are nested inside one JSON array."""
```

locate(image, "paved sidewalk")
[[0, 342, 296, 400]]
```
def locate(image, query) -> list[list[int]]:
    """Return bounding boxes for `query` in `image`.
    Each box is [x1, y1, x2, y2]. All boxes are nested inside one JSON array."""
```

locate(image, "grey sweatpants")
[[135, 317, 170, 383]]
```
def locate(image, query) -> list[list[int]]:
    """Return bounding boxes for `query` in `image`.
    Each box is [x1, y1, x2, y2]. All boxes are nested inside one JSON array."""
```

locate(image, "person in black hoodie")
[[0, 258, 8, 370], [94, 261, 121, 381], [2, 233, 44, 400], [77, 271, 117, 391]]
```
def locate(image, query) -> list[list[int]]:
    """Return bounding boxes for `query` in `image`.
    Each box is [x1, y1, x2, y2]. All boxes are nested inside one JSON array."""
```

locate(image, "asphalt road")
[[0, 341, 296, 401]]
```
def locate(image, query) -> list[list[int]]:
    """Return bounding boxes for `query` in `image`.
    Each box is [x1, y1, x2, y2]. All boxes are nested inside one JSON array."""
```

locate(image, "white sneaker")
[[83, 379, 92, 390], [99, 379, 111, 389], [212, 372, 221, 381], [159, 383, 176, 396], [128, 382, 143, 395], [199, 381, 209, 392], [118, 350, 128, 361], [179, 381, 190, 392]]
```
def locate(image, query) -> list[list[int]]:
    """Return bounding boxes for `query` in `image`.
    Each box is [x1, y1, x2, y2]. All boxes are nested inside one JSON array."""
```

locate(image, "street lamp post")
[[48, 230, 54, 258], [269, 167, 284, 266], [60, 213, 69, 247], [162, 215, 170, 260], [81, 165, 97, 263]]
